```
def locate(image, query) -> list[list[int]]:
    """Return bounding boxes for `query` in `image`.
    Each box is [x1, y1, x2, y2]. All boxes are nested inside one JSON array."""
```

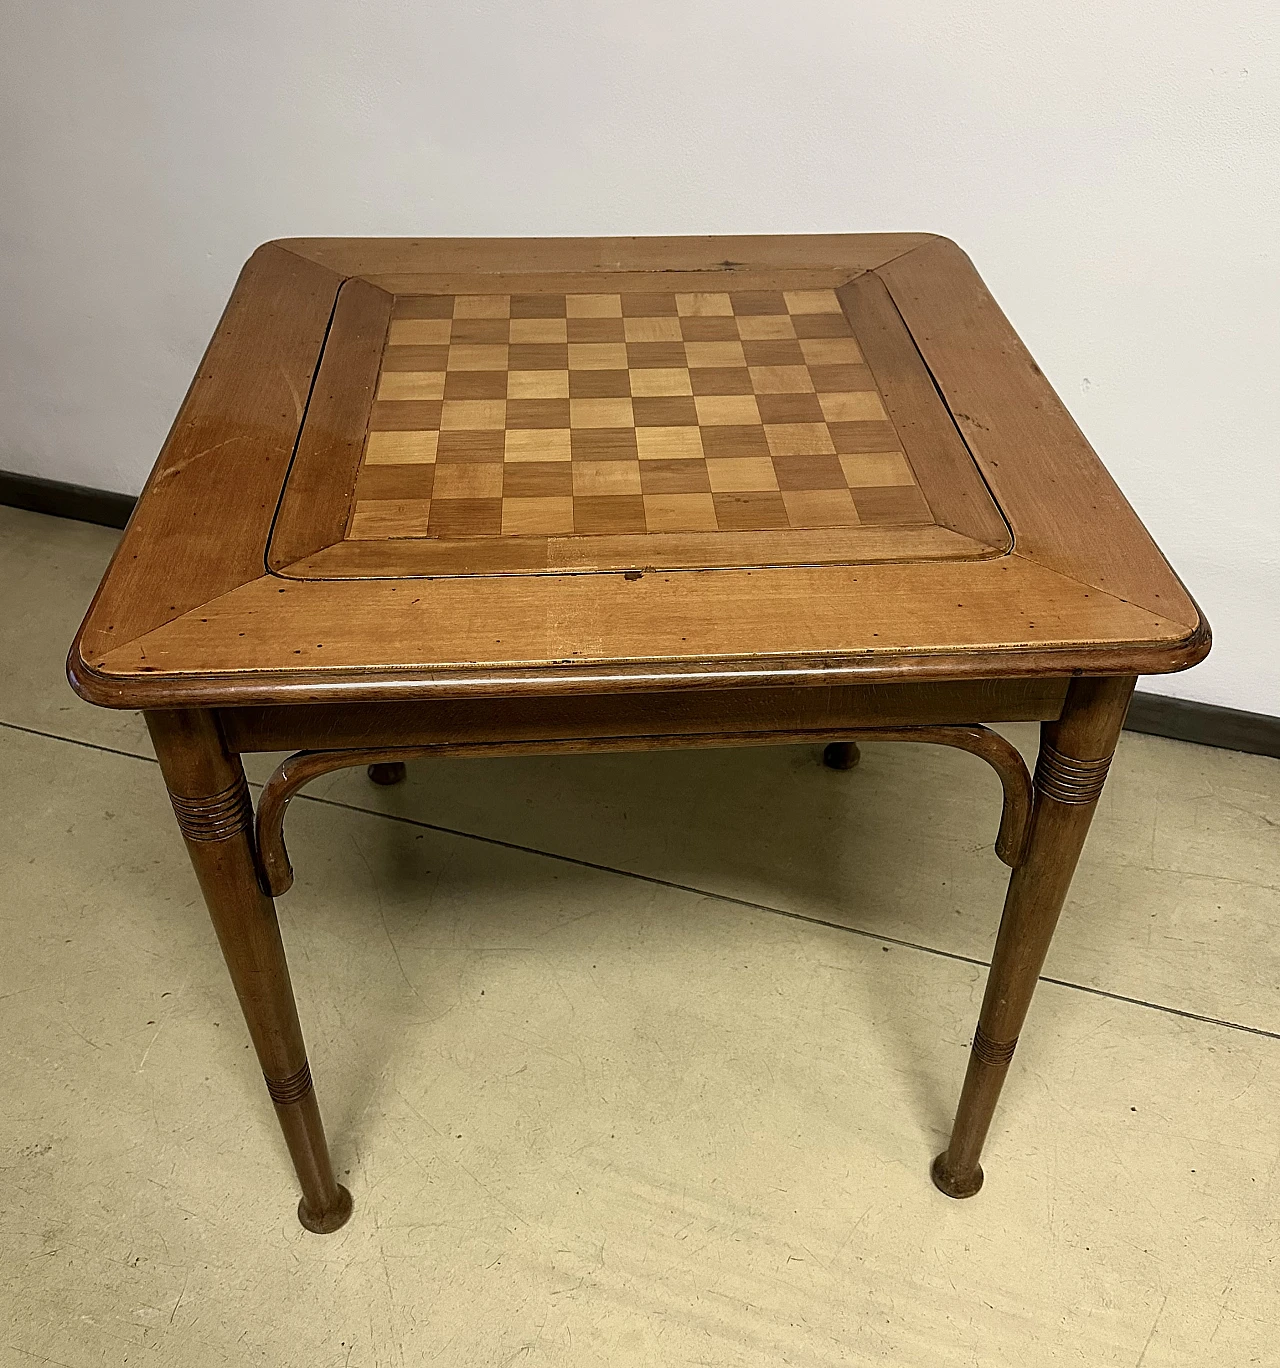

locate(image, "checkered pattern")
[[348, 290, 931, 541]]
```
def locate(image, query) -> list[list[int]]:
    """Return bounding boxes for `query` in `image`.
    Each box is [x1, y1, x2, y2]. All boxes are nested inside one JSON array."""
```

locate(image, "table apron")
[[218, 676, 1069, 754]]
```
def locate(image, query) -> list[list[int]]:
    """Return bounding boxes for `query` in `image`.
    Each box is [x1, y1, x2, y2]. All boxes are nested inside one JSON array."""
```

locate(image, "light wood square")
[[820, 391, 888, 423], [364, 431, 438, 464], [629, 367, 692, 397], [447, 345, 508, 371], [348, 499, 432, 538], [505, 429, 571, 462], [800, 337, 863, 366], [388, 319, 451, 346], [432, 464, 503, 499], [572, 461, 642, 496], [568, 343, 630, 370], [623, 317, 683, 343], [839, 451, 916, 487], [377, 371, 446, 402], [781, 488, 860, 526], [508, 370, 570, 399], [695, 394, 761, 426], [454, 295, 510, 318], [566, 294, 623, 318], [636, 427, 705, 461], [765, 423, 836, 457], [706, 457, 778, 492], [736, 315, 797, 340], [501, 497, 574, 535], [440, 400, 506, 430], [685, 340, 747, 369], [570, 398, 634, 429], [675, 293, 733, 317], [785, 290, 842, 314], [749, 365, 814, 394], [643, 493, 718, 531], [510, 318, 568, 343]]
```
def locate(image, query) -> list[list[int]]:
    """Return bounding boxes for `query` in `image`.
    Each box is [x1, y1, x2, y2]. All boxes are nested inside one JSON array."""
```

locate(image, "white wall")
[[3, 2, 1276, 713]]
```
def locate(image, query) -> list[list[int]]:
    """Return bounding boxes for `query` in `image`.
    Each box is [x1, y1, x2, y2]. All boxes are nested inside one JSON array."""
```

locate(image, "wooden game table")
[[69, 235, 1208, 1233]]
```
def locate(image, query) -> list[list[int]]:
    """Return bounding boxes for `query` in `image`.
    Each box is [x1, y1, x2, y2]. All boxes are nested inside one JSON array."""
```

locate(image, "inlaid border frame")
[[264, 265, 1012, 578]]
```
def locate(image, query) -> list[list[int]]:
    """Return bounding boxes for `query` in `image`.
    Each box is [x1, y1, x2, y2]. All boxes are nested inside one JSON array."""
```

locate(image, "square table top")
[[69, 235, 1207, 710]]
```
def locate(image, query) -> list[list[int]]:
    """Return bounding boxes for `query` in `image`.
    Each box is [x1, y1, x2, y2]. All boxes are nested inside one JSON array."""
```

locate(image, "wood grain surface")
[[875, 237, 1200, 628], [217, 677, 1071, 753], [83, 556, 1191, 684], [268, 277, 392, 566], [274, 233, 936, 280], [75, 244, 341, 662]]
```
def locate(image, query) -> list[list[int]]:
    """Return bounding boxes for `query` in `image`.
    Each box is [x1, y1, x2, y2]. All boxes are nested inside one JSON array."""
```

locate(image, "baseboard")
[[3, 468, 1276, 758], [1124, 692, 1279, 760], [0, 469, 135, 530]]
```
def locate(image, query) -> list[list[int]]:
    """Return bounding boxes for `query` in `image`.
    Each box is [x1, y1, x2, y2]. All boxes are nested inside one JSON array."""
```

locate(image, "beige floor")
[[2, 502, 1278, 1367]]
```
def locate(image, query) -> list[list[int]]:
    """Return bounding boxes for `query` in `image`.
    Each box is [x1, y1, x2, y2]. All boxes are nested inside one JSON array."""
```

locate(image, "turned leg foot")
[[367, 761, 406, 786], [299, 1183, 354, 1234], [147, 710, 352, 1234], [930, 1151, 984, 1199], [823, 741, 861, 770], [932, 676, 1135, 1197]]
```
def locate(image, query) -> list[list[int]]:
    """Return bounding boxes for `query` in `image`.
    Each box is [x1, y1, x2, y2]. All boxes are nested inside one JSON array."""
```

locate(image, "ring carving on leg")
[[169, 776, 253, 842], [265, 1059, 314, 1107], [1033, 745, 1112, 805], [971, 1026, 1018, 1068]]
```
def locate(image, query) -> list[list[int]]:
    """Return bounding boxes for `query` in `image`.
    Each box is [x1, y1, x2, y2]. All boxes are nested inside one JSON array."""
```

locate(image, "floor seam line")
[[299, 791, 1280, 1045], [1, 718, 161, 763], [302, 791, 995, 964], [6, 717, 1277, 1043]]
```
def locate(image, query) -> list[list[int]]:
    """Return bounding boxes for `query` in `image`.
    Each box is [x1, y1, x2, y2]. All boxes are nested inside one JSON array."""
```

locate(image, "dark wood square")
[[426, 497, 502, 536]]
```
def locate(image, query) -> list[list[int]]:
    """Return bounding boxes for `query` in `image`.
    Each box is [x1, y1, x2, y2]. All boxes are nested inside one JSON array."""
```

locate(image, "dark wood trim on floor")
[[1125, 692, 1280, 760], [4, 468, 1275, 759], [1, 469, 135, 530]]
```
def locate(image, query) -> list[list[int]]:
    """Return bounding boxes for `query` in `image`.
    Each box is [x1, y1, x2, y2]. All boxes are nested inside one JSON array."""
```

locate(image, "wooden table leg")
[[931, 675, 1136, 1198], [822, 741, 862, 770], [367, 761, 406, 786], [146, 709, 352, 1233]]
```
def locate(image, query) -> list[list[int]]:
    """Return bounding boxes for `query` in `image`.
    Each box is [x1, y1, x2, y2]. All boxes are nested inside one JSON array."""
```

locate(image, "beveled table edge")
[[68, 614, 1210, 710]]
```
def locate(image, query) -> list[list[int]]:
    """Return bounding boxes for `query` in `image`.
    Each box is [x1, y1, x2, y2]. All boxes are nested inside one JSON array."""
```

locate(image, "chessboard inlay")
[[347, 289, 932, 543]]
